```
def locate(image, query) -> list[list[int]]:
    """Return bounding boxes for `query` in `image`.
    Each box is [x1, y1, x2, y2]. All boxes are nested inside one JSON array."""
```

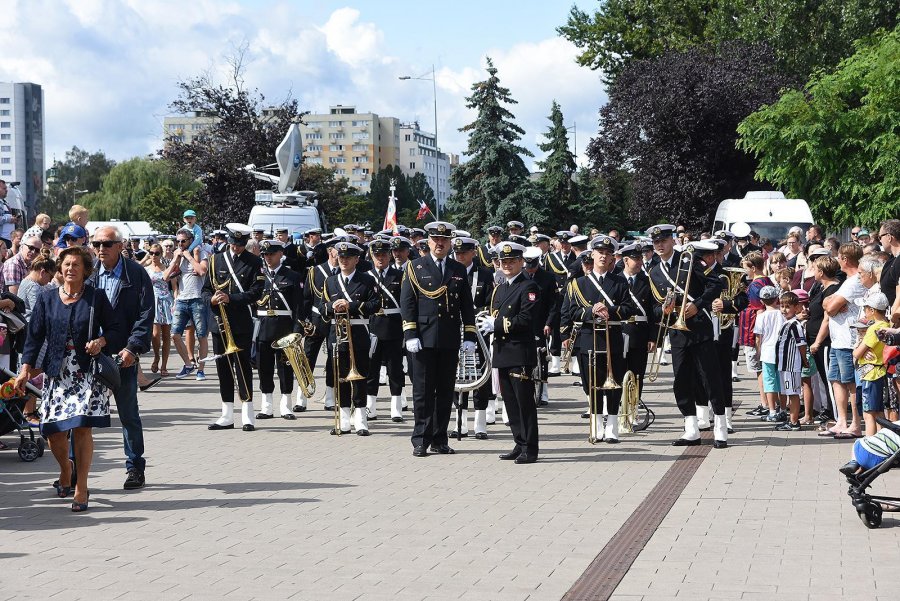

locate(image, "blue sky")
[[0, 1, 605, 170]]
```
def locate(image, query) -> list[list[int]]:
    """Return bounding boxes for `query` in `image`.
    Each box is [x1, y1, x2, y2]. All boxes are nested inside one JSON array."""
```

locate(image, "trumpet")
[[560, 323, 582, 374], [271, 333, 316, 398]]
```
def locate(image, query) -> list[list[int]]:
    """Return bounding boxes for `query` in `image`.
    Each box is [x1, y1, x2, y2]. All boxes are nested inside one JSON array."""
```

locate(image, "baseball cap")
[[855, 292, 889, 311], [183, 209, 197, 218], [759, 285, 780, 300]]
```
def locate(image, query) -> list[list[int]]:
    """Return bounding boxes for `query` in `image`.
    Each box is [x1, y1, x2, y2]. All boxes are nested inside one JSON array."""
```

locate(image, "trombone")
[[588, 304, 621, 444], [332, 307, 364, 436], [647, 246, 696, 381], [200, 255, 250, 402]]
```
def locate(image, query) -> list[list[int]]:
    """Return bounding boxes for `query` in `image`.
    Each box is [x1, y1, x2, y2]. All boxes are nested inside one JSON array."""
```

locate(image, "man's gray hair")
[[94, 225, 123, 241], [859, 255, 884, 276], [177, 227, 195, 240]]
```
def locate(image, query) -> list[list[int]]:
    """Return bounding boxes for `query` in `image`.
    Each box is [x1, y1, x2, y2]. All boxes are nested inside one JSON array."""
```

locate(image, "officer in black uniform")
[[391, 236, 413, 271], [618, 242, 657, 400], [204, 223, 265, 431], [450, 236, 495, 439], [566, 235, 590, 279], [321, 242, 380, 436], [254, 240, 305, 421], [546, 231, 574, 279], [275, 227, 305, 272], [524, 246, 560, 406], [507, 220, 525, 238], [645, 225, 727, 448], [365, 238, 406, 423], [561, 236, 637, 443], [710, 237, 748, 433], [301, 236, 342, 412], [478, 242, 541, 463], [482, 225, 504, 268], [211, 229, 228, 253], [400, 221, 477, 457]]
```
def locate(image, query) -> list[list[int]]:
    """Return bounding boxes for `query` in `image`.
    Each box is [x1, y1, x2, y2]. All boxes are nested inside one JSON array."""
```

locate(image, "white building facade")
[[398, 122, 451, 210], [0, 82, 45, 213]]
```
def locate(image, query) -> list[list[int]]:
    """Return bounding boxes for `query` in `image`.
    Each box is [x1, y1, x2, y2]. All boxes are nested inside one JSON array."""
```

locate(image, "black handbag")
[[88, 291, 121, 392]]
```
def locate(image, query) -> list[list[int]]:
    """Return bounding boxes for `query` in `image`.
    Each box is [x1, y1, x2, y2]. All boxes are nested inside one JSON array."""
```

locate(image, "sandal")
[[71, 490, 90, 513], [54, 460, 74, 498], [150, 359, 159, 373], [160, 368, 169, 377]]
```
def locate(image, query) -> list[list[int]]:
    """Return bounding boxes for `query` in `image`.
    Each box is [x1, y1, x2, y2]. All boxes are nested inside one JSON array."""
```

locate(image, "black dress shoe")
[[368, 415, 378, 420], [256, 412, 274, 419], [537, 399, 549, 407], [123, 469, 145, 490], [282, 414, 296, 420], [391, 416, 404, 423], [430, 444, 455, 454], [499, 448, 521, 460], [732, 376, 740, 382], [581, 411, 590, 419], [448, 431, 469, 438], [474, 432, 488, 440], [698, 425, 711, 432], [713, 440, 728, 449], [672, 437, 701, 446], [139, 375, 163, 392], [208, 423, 234, 430], [242, 424, 255, 432], [324, 406, 335, 411], [515, 454, 537, 464], [412, 445, 428, 457], [357, 429, 370, 436], [292, 405, 303, 412], [727, 428, 735, 434], [330, 428, 351, 435], [839, 460, 860, 476], [605, 437, 620, 444]]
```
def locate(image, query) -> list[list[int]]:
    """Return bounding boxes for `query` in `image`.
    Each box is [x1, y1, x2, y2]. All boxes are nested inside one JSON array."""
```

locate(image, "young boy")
[[793, 289, 819, 424], [774, 291, 808, 430], [853, 292, 890, 436], [740, 252, 769, 416], [183, 209, 203, 252], [754, 285, 786, 421]]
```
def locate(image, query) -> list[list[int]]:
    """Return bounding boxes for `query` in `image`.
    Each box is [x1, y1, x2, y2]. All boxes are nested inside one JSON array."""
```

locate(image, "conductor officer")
[[478, 242, 541, 463], [204, 223, 265, 431], [255, 239, 305, 421], [400, 221, 477, 457]]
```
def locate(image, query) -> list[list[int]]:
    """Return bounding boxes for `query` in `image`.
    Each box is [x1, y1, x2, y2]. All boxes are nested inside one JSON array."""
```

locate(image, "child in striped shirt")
[[840, 422, 900, 475], [774, 291, 808, 430]]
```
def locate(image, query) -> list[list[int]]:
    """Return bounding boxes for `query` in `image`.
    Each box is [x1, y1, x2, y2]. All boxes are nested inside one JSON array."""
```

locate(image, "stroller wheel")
[[36, 437, 45, 457], [18, 440, 40, 462], [858, 503, 883, 529]]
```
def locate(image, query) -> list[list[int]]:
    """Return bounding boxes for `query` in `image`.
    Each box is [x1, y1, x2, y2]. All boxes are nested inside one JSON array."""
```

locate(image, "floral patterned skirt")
[[40, 339, 111, 435]]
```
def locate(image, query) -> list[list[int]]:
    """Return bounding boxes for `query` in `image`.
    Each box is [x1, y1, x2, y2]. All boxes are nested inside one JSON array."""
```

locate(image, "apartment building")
[[0, 82, 45, 213], [398, 122, 450, 209], [162, 111, 218, 145]]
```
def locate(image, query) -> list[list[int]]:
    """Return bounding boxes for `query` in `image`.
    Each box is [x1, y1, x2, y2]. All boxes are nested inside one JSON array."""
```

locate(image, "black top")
[[256, 265, 304, 342], [490, 272, 541, 368], [807, 281, 839, 346], [400, 254, 477, 349], [202, 249, 265, 336], [880, 255, 899, 307]]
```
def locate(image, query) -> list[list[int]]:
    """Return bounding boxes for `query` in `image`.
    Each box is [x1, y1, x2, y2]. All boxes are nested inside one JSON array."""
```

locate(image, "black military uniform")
[[451, 237, 496, 439], [275, 227, 306, 273], [485, 242, 541, 463], [255, 240, 305, 420], [619, 243, 658, 399], [561, 236, 638, 443], [365, 239, 406, 422], [400, 222, 477, 456], [204, 224, 265, 431], [321, 242, 380, 435], [645, 226, 726, 447], [302, 241, 341, 410], [711, 254, 748, 431], [524, 249, 560, 405]]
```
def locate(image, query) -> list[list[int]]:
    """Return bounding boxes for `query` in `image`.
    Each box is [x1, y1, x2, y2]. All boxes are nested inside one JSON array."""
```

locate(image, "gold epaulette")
[[308, 268, 324, 299], [569, 279, 592, 309], [545, 253, 567, 275], [647, 274, 666, 303]]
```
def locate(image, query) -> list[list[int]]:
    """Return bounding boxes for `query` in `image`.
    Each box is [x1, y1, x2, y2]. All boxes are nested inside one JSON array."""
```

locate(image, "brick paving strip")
[[562, 439, 712, 601]]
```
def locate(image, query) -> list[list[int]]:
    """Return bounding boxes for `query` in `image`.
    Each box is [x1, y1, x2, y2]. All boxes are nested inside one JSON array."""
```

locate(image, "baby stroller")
[[845, 417, 900, 529], [0, 393, 44, 462]]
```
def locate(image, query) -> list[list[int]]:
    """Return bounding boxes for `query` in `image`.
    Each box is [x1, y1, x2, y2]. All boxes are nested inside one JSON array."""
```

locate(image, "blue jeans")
[[172, 297, 209, 337], [113, 365, 145, 473]]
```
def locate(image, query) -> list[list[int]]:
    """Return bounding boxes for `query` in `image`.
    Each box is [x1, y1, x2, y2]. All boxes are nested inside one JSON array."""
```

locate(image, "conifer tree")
[[537, 100, 579, 229]]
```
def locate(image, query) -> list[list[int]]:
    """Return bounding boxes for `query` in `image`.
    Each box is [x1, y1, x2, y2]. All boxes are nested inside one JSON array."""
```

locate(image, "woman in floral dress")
[[15, 246, 121, 513], [146, 243, 173, 375]]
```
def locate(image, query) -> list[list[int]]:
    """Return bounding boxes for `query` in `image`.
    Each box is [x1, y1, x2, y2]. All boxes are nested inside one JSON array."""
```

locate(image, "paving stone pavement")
[[2, 357, 899, 601]]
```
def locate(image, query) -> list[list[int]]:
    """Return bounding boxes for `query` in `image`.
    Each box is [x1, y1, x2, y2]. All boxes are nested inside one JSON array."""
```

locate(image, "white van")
[[86, 220, 157, 239], [712, 191, 814, 241], [248, 190, 323, 238]]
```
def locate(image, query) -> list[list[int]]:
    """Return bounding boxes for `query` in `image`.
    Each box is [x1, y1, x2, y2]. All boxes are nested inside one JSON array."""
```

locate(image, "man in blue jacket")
[[89, 226, 155, 490]]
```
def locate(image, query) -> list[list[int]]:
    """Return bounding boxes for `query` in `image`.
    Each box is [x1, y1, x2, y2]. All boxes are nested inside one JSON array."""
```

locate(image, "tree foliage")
[[43, 146, 115, 222], [84, 157, 200, 222], [559, 0, 897, 83], [137, 185, 196, 233], [160, 50, 307, 225], [589, 41, 795, 227], [446, 58, 537, 236], [536, 100, 579, 229], [737, 27, 900, 229]]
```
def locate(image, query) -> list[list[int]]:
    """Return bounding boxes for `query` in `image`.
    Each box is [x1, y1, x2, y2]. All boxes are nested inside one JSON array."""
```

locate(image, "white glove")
[[369, 334, 378, 357], [405, 338, 423, 353], [478, 315, 495, 335], [462, 341, 476, 355]]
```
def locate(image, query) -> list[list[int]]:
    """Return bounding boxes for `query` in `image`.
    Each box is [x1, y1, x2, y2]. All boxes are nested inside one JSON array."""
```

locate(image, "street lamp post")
[[399, 65, 440, 220]]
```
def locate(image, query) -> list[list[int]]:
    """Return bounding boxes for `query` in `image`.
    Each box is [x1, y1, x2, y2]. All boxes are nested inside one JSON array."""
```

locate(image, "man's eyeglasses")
[[879, 232, 891, 240], [177, 239, 189, 245], [23, 243, 40, 252], [91, 240, 120, 248]]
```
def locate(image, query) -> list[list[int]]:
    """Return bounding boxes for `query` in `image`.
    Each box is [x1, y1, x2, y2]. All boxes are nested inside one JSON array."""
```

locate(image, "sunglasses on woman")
[[148, 251, 161, 256]]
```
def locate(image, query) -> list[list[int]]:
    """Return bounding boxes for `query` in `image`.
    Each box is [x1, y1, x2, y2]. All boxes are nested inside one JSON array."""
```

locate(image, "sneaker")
[[775, 421, 801, 431], [764, 413, 780, 422], [123, 469, 145, 490], [774, 410, 788, 422], [175, 364, 196, 379], [196, 370, 206, 381], [747, 405, 766, 416]]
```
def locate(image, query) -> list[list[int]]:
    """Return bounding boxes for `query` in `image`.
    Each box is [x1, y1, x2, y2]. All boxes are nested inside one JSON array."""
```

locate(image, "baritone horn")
[[717, 267, 746, 329], [271, 333, 316, 398]]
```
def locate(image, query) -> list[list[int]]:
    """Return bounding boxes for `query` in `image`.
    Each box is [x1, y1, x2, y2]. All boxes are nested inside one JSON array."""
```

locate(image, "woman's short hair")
[[768, 251, 787, 264], [29, 250, 56, 273], [57, 246, 94, 279], [150, 243, 163, 255], [814, 256, 840, 279]]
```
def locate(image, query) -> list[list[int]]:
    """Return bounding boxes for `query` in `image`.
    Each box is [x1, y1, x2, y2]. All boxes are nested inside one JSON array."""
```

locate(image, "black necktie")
[[628, 276, 635, 287], [344, 276, 350, 287], [437, 259, 444, 276], [332, 267, 339, 275]]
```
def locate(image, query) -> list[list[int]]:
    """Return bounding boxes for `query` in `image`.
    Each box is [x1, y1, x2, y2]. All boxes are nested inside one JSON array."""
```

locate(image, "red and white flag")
[[416, 198, 434, 221], [384, 195, 398, 234]]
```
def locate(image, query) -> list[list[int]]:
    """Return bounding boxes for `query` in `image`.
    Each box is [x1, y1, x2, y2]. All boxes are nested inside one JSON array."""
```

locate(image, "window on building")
[[0, 170, 10, 176], [329, 133, 345, 139], [191, 123, 206, 130], [404, 134, 411, 141], [351, 120, 367, 127], [329, 157, 346, 164], [2, 121, 13, 128], [352, 144, 367, 152], [329, 144, 344, 151], [0, 146, 9, 152], [0, 134, 9, 140], [0, 110, 9, 116], [409, 162, 416, 169], [352, 132, 369, 140], [352, 156, 368, 163], [0, 98, 9, 104], [306, 144, 322, 152], [351, 180, 367, 187], [305, 133, 322, 139], [306, 157, 323, 165], [336, 169, 346, 175], [0, 158, 9, 164], [328, 120, 342, 127]]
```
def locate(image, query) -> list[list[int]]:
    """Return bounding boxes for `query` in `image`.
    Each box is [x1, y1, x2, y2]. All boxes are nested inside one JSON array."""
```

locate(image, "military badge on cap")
[[646, 224, 676, 241], [336, 242, 363, 257], [507, 220, 524, 229], [225, 223, 253, 244], [425, 221, 455, 238], [591, 236, 618, 252], [497, 242, 525, 259], [260, 239, 285, 254]]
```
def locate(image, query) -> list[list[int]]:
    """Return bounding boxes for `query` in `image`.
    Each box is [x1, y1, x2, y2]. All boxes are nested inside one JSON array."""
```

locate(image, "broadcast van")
[[248, 190, 323, 237], [712, 191, 814, 241]]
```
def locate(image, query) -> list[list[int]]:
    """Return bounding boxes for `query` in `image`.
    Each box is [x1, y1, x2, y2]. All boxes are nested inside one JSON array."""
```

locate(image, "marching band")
[[199, 218, 752, 462]]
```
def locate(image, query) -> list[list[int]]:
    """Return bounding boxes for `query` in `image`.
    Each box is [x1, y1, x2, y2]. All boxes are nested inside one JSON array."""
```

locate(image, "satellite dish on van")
[[731, 222, 751, 238], [275, 123, 303, 194]]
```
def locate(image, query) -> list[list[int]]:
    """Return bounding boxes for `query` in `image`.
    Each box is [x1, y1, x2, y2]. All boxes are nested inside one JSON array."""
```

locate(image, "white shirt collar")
[[341, 269, 356, 282]]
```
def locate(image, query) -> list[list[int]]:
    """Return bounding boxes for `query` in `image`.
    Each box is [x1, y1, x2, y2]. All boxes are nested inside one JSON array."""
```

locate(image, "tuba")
[[717, 267, 746, 329], [456, 310, 492, 392], [272, 333, 316, 398]]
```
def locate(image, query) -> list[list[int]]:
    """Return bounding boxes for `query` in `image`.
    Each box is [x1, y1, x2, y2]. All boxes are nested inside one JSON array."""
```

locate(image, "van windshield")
[[738, 222, 812, 243]]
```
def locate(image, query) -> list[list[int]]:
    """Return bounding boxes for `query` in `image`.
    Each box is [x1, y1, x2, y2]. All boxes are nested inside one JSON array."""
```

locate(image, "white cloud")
[[0, 1, 606, 173]]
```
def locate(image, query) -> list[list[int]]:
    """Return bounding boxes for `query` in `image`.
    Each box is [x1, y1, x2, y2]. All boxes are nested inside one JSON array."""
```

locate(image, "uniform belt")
[[582, 320, 625, 326], [349, 319, 369, 326], [258, 309, 291, 317], [632, 316, 647, 322], [380, 308, 401, 315]]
